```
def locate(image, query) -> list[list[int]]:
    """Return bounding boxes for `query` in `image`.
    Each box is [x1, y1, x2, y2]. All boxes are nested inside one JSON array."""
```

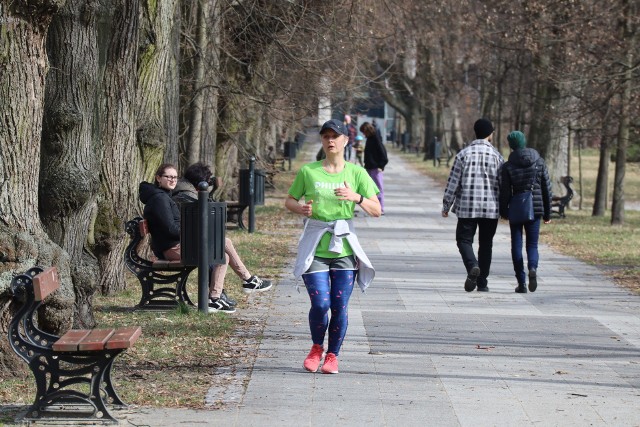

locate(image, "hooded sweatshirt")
[[171, 179, 198, 205], [139, 181, 181, 257], [499, 148, 553, 221]]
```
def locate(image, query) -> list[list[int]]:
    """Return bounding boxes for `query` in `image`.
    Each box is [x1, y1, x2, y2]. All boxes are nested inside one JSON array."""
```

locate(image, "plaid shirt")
[[442, 139, 504, 219]]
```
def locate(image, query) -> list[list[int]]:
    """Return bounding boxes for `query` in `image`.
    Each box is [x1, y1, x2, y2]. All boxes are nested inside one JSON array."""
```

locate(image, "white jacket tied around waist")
[[293, 218, 375, 292]]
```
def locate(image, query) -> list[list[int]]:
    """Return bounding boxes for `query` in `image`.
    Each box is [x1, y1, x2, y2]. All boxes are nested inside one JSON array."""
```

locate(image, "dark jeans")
[[509, 217, 541, 285], [456, 218, 499, 288]]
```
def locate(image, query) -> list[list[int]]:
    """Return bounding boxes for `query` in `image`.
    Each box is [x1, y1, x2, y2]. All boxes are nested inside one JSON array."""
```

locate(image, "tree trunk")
[[201, 0, 221, 165], [0, 0, 74, 376], [450, 105, 464, 153], [94, 0, 141, 294], [185, 0, 208, 167], [528, 73, 568, 194], [41, 0, 102, 328], [409, 102, 423, 153], [592, 105, 612, 216], [162, 1, 181, 166], [611, 91, 630, 226], [423, 108, 435, 159], [137, 0, 179, 181], [215, 95, 240, 200], [611, 0, 635, 226]]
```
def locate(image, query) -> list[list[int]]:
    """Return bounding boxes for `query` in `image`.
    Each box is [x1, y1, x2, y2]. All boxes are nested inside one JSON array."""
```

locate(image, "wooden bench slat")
[[153, 260, 186, 268], [53, 329, 91, 352], [105, 326, 142, 349], [78, 328, 115, 351], [33, 267, 60, 301]]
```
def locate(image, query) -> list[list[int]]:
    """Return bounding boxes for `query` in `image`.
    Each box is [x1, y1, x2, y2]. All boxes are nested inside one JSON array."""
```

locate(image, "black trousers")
[[456, 217, 499, 287]]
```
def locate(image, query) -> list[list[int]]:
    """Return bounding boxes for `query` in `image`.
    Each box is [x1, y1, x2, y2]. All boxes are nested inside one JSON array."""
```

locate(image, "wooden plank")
[[105, 326, 142, 349], [78, 328, 115, 351], [32, 267, 60, 301], [153, 260, 185, 268], [53, 329, 91, 352]]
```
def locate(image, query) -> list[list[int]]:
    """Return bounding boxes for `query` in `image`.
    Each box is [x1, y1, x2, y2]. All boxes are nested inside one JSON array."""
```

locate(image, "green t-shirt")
[[288, 161, 379, 258]]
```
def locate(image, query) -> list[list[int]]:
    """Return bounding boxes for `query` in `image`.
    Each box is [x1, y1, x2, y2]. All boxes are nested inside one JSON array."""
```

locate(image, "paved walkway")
[[90, 144, 640, 425]]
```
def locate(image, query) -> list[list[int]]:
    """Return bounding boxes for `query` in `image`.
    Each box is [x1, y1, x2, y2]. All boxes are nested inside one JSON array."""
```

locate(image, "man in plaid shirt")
[[442, 119, 504, 292]]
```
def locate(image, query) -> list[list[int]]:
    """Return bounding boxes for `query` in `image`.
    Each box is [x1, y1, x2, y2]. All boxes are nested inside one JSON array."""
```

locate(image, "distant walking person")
[[499, 131, 552, 293], [285, 119, 381, 374], [353, 134, 364, 166], [360, 121, 388, 215], [442, 118, 504, 292], [344, 114, 357, 162]]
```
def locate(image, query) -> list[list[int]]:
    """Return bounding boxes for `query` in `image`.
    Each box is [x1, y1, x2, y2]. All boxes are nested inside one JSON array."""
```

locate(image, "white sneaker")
[[208, 297, 236, 313], [242, 276, 273, 294]]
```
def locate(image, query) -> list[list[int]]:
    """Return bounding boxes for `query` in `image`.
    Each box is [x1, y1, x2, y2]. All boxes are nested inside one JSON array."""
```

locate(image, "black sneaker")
[[242, 275, 273, 294], [221, 290, 237, 307], [515, 283, 527, 293], [476, 286, 489, 292], [464, 266, 480, 292], [528, 269, 537, 292], [209, 297, 236, 313]]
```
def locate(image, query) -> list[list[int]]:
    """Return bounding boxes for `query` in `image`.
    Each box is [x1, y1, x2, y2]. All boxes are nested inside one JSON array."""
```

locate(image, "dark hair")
[[183, 162, 212, 188], [359, 122, 375, 137], [154, 163, 177, 186]]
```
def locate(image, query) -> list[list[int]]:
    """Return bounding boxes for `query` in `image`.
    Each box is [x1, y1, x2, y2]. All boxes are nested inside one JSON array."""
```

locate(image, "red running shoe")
[[303, 344, 324, 372], [321, 352, 339, 374]]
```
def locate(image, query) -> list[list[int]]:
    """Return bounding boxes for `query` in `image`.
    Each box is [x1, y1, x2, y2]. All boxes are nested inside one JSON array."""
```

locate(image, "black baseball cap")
[[319, 119, 348, 136]]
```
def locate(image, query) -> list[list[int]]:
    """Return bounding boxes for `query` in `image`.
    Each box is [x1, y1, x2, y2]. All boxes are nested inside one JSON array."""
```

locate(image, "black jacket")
[[499, 148, 553, 221], [363, 134, 388, 171], [139, 181, 180, 258]]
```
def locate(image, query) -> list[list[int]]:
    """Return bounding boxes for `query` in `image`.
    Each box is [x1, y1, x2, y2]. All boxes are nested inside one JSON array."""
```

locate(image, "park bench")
[[226, 201, 249, 230], [226, 168, 266, 230], [551, 175, 574, 218], [124, 217, 195, 309], [7, 266, 141, 423]]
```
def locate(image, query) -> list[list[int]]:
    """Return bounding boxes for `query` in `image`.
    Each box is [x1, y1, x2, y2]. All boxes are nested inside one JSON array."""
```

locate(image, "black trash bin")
[[284, 141, 297, 159], [239, 169, 265, 206], [180, 201, 226, 266]]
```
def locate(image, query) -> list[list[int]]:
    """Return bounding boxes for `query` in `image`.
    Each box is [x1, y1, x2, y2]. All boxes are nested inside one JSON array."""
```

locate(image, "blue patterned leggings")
[[302, 269, 356, 356]]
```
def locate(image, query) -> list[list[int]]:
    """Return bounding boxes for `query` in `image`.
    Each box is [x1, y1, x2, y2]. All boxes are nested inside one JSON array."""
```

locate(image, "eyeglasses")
[[162, 175, 178, 181]]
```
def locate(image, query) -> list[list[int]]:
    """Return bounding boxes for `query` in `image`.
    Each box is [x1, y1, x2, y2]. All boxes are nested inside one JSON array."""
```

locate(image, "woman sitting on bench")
[[139, 163, 271, 314]]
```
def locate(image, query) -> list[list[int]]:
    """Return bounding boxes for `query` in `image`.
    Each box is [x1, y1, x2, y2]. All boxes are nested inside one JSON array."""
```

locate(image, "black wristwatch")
[[356, 194, 364, 205]]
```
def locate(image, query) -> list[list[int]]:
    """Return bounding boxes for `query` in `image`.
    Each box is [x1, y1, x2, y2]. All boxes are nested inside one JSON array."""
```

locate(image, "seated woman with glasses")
[[138, 163, 271, 314]]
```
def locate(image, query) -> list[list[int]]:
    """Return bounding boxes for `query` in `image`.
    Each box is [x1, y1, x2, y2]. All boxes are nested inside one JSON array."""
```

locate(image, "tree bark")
[[185, 0, 208, 167], [163, 0, 181, 165], [137, 0, 180, 181], [592, 105, 612, 217], [200, 0, 220, 165], [528, 71, 568, 194], [0, 0, 74, 375], [611, 0, 635, 225], [94, 0, 141, 294], [611, 89, 630, 226], [41, 0, 102, 328]]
